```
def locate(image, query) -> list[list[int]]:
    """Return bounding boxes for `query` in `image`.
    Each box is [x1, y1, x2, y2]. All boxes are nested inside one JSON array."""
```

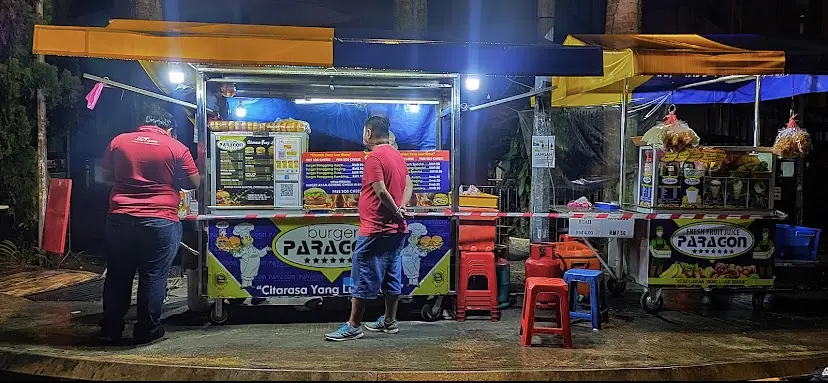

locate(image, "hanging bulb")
[[235, 104, 247, 118]]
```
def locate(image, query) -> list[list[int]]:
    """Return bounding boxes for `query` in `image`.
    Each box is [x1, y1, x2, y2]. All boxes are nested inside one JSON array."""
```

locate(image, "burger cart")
[[32, 20, 604, 323], [550, 34, 828, 313]]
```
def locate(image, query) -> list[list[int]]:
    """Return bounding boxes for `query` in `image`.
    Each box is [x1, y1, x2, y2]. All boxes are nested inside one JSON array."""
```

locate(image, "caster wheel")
[[752, 292, 766, 314], [607, 277, 627, 297], [209, 304, 230, 325], [640, 291, 664, 314], [421, 303, 441, 322]]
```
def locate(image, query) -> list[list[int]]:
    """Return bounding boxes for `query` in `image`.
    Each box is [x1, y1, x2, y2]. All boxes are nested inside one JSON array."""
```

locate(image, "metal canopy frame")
[[191, 65, 462, 298]]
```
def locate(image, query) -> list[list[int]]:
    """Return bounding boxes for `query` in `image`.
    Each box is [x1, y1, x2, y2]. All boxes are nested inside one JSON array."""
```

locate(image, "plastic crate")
[[775, 224, 821, 261]]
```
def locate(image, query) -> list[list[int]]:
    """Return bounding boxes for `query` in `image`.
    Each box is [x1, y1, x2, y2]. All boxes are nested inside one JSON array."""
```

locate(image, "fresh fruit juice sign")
[[648, 219, 774, 287]]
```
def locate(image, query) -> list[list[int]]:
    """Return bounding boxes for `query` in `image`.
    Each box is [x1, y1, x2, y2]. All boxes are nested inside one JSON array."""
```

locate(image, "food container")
[[683, 168, 706, 178]]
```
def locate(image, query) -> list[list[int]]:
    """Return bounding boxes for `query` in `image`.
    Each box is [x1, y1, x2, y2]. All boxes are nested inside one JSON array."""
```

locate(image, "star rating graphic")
[[691, 248, 736, 255], [303, 256, 350, 265]]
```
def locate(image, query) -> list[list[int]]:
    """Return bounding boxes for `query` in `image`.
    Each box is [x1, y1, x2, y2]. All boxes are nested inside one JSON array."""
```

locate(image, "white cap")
[[233, 223, 255, 236], [409, 223, 427, 236]]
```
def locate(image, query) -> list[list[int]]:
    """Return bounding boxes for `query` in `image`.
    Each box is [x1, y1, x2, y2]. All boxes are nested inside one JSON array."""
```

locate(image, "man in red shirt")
[[100, 103, 200, 344], [326, 116, 413, 341]]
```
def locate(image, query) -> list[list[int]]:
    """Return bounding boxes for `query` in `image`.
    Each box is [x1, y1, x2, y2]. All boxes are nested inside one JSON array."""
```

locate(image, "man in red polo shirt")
[[100, 103, 200, 344], [326, 116, 413, 341]]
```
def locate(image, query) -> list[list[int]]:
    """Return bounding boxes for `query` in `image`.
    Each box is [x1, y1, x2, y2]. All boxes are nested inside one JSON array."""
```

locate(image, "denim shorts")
[[350, 234, 406, 299]]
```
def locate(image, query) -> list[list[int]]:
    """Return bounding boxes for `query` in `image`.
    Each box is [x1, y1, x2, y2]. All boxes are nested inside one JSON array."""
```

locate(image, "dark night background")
[[54, 0, 828, 254]]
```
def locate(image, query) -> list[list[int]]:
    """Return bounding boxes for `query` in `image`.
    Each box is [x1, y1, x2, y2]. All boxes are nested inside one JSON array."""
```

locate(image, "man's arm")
[[101, 142, 114, 184], [178, 147, 201, 190], [402, 175, 414, 208], [371, 181, 405, 222]]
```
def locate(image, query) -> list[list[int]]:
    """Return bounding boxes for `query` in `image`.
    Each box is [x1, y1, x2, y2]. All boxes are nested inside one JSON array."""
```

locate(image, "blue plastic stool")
[[563, 269, 609, 330]]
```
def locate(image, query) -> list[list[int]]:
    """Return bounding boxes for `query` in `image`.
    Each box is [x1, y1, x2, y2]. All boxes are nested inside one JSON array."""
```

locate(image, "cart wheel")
[[640, 291, 664, 314], [752, 292, 766, 314], [421, 303, 441, 322], [607, 277, 627, 297], [209, 304, 230, 325]]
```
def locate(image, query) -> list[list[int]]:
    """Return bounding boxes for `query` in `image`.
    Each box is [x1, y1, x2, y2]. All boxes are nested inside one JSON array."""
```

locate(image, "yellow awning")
[[552, 34, 786, 107], [33, 19, 334, 66]]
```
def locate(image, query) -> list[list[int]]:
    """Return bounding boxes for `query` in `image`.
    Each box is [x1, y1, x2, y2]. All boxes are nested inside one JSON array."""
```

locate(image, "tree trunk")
[[127, 0, 163, 20], [394, 0, 427, 38], [605, 0, 642, 34], [36, 0, 46, 249]]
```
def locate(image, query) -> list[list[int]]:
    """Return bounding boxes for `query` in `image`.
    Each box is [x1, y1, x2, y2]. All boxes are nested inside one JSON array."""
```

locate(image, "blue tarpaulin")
[[633, 75, 828, 105], [226, 98, 439, 151]]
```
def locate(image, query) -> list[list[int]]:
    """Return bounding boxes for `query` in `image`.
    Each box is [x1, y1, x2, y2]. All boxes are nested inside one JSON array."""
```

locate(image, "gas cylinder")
[[526, 243, 563, 307], [495, 257, 511, 309]]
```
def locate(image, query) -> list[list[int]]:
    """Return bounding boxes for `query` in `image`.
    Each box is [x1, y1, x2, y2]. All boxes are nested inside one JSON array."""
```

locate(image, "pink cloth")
[[85, 82, 104, 110]]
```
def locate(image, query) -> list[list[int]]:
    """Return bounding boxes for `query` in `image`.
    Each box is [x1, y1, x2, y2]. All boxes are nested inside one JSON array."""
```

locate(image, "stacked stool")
[[563, 269, 609, 331], [520, 277, 572, 348], [456, 251, 499, 321]]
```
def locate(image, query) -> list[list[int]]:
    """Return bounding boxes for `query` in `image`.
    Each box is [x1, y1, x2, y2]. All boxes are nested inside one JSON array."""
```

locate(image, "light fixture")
[[168, 63, 185, 84], [405, 104, 421, 113], [465, 76, 481, 91], [235, 103, 247, 118], [294, 98, 439, 105]]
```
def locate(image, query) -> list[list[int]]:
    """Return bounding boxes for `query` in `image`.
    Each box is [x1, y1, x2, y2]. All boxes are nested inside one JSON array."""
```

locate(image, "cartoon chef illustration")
[[401, 223, 429, 286], [649, 225, 672, 277], [753, 228, 775, 279], [232, 223, 270, 288]]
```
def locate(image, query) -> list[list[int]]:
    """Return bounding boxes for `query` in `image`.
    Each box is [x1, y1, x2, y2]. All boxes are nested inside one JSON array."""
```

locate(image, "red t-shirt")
[[359, 145, 409, 236], [102, 126, 199, 222]]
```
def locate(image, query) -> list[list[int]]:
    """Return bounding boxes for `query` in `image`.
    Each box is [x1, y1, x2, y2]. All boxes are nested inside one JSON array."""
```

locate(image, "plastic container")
[[552, 240, 600, 296], [594, 202, 620, 211], [459, 207, 498, 252], [776, 224, 821, 261], [459, 192, 499, 209]]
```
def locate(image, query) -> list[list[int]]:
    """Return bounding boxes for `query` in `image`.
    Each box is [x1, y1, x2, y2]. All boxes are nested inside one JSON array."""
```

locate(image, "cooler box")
[[459, 192, 498, 209], [776, 224, 821, 261], [552, 240, 601, 296], [458, 207, 497, 252]]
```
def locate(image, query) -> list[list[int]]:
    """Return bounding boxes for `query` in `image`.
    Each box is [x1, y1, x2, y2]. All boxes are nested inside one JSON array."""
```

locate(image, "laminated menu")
[[302, 150, 451, 209], [215, 135, 276, 206]]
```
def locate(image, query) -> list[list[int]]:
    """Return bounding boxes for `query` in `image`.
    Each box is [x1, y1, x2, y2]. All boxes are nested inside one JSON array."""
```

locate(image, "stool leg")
[[600, 276, 610, 324], [521, 290, 537, 347], [589, 278, 600, 330], [557, 291, 573, 349]]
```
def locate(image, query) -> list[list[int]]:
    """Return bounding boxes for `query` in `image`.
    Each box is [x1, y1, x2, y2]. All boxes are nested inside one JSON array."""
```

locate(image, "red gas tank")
[[526, 243, 563, 307]]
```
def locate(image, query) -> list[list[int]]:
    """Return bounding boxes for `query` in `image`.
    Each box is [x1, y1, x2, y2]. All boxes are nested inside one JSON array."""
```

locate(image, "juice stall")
[[551, 34, 825, 313], [32, 19, 603, 323]]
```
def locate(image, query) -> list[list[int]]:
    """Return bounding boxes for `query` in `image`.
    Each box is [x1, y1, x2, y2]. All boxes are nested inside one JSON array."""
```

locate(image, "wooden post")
[[36, 0, 47, 249]]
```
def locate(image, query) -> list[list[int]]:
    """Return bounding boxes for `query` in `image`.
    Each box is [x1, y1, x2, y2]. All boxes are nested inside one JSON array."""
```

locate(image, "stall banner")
[[207, 218, 452, 298], [647, 219, 774, 287], [302, 150, 450, 208]]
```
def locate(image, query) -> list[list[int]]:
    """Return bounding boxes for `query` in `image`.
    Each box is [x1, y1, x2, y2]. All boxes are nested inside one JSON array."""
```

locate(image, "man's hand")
[[399, 205, 413, 219], [392, 206, 406, 222]]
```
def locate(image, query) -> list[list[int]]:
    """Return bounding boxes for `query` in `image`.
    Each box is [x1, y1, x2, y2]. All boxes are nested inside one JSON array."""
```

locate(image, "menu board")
[[302, 150, 451, 209], [215, 135, 276, 206]]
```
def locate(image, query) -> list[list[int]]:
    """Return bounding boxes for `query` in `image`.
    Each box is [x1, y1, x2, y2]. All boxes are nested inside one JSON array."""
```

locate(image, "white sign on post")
[[531, 135, 556, 168], [568, 218, 634, 238]]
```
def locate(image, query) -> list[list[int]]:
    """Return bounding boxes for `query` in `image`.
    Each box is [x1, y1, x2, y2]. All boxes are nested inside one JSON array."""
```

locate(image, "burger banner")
[[647, 219, 775, 287], [206, 217, 452, 298]]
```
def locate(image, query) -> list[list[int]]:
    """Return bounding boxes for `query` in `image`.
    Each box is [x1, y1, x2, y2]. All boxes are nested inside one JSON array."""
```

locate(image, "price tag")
[[602, 218, 634, 238], [568, 218, 634, 238], [568, 219, 601, 237]]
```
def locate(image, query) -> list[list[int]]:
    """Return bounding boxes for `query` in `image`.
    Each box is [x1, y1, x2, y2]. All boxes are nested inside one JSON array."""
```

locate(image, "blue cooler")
[[775, 224, 821, 261]]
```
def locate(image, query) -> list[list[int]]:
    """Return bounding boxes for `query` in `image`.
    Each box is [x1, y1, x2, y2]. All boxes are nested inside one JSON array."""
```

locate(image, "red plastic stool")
[[456, 251, 498, 322], [520, 277, 572, 348]]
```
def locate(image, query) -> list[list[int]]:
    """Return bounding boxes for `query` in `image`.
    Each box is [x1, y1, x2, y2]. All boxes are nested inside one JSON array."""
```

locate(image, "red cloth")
[[102, 126, 198, 222], [42, 179, 72, 254], [86, 82, 104, 110], [358, 144, 409, 236]]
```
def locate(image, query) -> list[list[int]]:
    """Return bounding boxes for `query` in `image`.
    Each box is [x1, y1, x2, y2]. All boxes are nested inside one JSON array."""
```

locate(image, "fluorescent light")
[[405, 104, 421, 113], [294, 98, 439, 105], [465, 76, 480, 91], [168, 63, 185, 84], [235, 104, 247, 118]]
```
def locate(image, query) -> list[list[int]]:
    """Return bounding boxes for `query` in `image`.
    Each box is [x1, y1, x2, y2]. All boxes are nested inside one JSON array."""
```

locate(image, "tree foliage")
[[0, 0, 81, 249]]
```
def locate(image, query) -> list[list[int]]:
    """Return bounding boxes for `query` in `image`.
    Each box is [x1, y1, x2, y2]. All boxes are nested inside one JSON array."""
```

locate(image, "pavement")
[[0, 284, 826, 381]]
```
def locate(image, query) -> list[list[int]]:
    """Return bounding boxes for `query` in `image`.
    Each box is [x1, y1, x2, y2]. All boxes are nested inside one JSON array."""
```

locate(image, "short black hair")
[[142, 102, 176, 132], [365, 115, 390, 139]]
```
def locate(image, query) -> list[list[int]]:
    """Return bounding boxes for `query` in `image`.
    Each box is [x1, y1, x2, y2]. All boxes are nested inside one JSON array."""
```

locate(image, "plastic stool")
[[520, 277, 572, 348], [563, 269, 609, 330], [457, 251, 499, 322]]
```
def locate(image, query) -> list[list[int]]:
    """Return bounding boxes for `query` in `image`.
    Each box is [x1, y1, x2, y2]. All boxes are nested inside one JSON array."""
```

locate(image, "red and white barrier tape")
[[183, 210, 787, 221]]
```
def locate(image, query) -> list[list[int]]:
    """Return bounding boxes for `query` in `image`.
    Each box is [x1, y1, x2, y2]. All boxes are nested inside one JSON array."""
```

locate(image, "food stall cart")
[[551, 34, 827, 313], [32, 19, 603, 323]]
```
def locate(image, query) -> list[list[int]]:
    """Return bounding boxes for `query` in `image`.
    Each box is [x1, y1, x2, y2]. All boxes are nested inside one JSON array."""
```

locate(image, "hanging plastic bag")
[[772, 114, 811, 158], [642, 106, 700, 152]]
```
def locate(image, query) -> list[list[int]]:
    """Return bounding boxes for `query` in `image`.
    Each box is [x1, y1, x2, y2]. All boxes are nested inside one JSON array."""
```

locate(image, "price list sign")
[[401, 151, 451, 206], [214, 135, 276, 206], [302, 152, 365, 209]]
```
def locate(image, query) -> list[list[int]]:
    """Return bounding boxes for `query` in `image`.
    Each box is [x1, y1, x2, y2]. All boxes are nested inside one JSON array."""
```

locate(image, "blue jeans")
[[102, 214, 182, 336], [350, 234, 406, 299]]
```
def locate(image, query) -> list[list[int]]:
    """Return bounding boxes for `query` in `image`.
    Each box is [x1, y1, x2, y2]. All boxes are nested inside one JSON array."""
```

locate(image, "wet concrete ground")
[[0, 287, 826, 381]]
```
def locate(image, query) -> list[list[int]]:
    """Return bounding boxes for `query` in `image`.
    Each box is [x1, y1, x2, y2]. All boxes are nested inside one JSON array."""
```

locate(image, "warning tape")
[[183, 210, 787, 221]]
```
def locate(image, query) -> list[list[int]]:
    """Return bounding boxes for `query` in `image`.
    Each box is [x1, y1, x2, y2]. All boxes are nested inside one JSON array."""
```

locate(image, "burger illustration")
[[216, 190, 232, 205], [304, 188, 329, 208], [432, 193, 450, 206]]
